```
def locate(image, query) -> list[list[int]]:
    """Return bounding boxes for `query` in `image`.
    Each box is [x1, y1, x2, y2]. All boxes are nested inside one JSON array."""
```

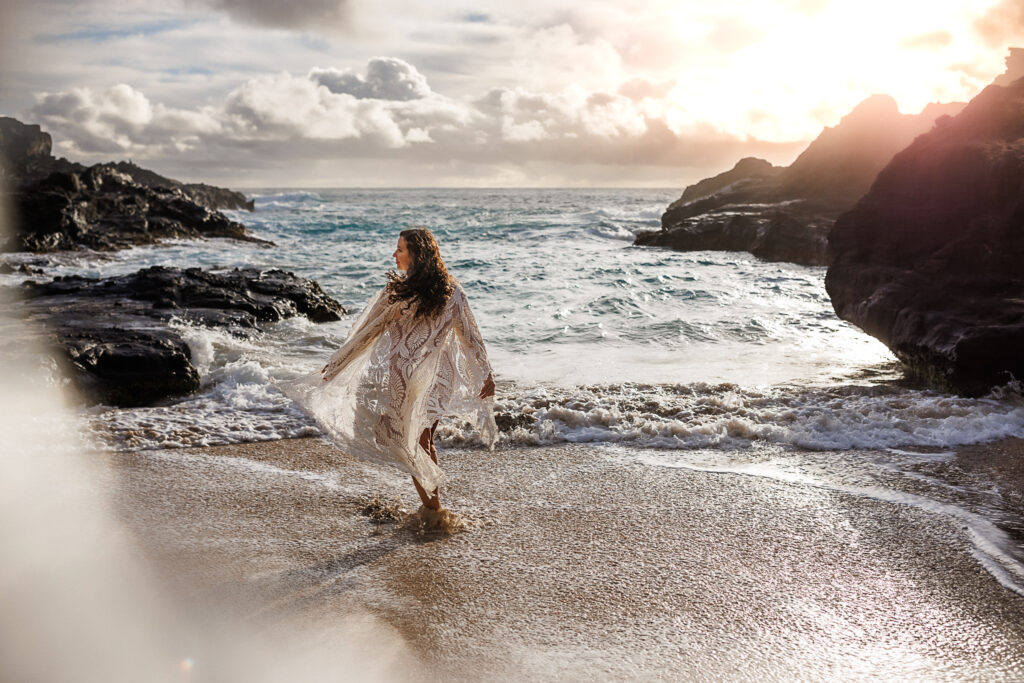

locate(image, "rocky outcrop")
[[634, 197, 839, 266], [0, 117, 54, 176], [22, 266, 345, 406], [674, 157, 782, 205], [825, 76, 1024, 396], [59, 329, 201, 409], [0, 117, 84, 185], [6, 165, 270, 253], [1, 117, 261, 253], [1, 117, 253, 211], [98, 160, 254, 211], [993, 48, 1024, 86], [636, 96, 966, 265], [778, 95, 965, 203]]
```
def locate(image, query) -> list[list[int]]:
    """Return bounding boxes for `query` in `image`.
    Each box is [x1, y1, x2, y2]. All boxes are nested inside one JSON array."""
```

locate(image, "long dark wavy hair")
[[386, 227, 455, 319]]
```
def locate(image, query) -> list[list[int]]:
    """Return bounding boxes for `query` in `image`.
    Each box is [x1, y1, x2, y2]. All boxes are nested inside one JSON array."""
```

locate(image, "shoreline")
[[104, 436, 1024, 680]]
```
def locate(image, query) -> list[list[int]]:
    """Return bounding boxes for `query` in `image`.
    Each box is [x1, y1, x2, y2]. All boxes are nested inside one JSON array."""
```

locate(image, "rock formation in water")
[[96, 160, 254, 212], [825, 74, 1024, 396], [22, 266, 345, 406], [635, 96, 965, 265], [0, 117, 260, 253], [8, 165, 269, 252], [0, 116, 253, 211]]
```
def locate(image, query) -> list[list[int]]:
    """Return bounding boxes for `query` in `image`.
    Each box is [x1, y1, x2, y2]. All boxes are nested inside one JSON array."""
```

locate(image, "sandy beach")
[[102, 436, 1024, 681]]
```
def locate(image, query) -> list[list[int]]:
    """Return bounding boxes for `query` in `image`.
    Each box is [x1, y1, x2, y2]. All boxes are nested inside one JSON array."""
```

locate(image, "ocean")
[[12, 187, 1024, 594]]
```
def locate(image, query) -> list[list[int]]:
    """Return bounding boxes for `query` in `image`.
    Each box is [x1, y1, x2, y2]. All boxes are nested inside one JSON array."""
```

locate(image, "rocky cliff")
[[0, 117, 83, 183], [636, 96, 965, 265], [8, 165, 268, 252], [0, 117, 262, 252], [98, 160, 254, 211], [825, 76, 1024, 395], [0, 117, 252, 211]]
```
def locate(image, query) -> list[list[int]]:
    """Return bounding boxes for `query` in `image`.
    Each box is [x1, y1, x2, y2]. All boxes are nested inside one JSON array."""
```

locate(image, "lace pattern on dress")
[[280, 285, 496, 493]]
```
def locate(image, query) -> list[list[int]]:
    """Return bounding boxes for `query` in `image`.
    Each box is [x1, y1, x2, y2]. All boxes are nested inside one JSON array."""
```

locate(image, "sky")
[[0, 0, 1021, 188]]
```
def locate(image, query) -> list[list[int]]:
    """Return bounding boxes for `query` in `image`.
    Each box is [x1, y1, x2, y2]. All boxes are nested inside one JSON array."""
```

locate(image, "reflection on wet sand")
[[108, 437, 1024, 681]]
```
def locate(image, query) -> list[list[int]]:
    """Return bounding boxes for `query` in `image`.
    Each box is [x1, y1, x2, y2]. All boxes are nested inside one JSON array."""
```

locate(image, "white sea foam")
[[90, 372, 1024, 455], [252, 190, 322, 210], [483, 383, 1024, 452], [585, 224, 637, 241]]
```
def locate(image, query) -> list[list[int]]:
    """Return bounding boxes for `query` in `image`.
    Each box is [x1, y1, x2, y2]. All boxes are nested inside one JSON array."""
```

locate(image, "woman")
[[284, 228, 496, 513]]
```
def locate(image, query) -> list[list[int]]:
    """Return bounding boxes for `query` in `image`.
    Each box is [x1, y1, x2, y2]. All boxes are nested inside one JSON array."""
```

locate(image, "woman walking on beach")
[[285, 228, 496, 514]]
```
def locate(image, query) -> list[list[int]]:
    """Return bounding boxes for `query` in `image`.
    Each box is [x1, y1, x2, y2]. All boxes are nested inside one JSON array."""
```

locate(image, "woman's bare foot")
[[413, 505, 469, 534], [411, 476, 441, 510]]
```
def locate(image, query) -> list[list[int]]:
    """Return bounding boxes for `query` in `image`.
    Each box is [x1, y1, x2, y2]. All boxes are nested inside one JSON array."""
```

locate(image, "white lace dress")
[[281, 284, 497, 493]]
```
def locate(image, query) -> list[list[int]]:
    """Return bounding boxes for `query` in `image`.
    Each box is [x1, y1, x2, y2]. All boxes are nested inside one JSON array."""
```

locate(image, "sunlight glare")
[[661, 0, 1007, 142]]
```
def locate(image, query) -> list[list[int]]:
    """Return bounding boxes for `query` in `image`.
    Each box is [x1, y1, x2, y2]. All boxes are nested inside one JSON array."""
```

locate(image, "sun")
[[661, 0, 1006, 144]]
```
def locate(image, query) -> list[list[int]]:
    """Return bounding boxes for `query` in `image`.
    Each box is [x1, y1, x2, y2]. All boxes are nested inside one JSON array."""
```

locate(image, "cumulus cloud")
[[185, 0, 352, 31], [24, 55, 803, 185], [473, 86, 648, 144], [310, 58, 432, 101], [30, 83, 221, 155], [222, 71, 407, 147], [28, 59, 468, 156]]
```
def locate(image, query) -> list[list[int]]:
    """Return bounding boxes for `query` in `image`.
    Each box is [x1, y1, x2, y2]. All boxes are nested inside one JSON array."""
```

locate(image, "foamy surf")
[[251, 190, 323, 211], [90, 374, 1024, 454]]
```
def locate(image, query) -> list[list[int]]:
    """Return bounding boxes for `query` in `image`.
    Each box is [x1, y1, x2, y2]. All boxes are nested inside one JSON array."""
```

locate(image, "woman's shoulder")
[[448, 281, 469, 306]]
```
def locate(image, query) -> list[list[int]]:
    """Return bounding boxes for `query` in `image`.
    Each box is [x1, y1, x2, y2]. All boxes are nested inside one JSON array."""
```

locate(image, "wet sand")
[[105, 437, 1024, 681]]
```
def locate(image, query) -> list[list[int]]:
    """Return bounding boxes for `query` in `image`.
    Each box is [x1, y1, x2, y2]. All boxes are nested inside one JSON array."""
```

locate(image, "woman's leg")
[[411, 421, 441, 510]]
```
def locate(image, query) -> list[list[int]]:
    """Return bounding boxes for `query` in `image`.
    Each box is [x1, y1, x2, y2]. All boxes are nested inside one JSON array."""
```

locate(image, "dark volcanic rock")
[[778, 95, 965, 203], [27, 266, 346, 326], [1, 117, 261, 254], [0, 260, 43, 275], [825, 76, 1024, 396], [635, 198, 840, 266], [1, 117, 253, 212], [676, 157, 782, 205], [0, 117, 54, 177], [62, 329, 201, 408], [98, 160, 254, 211], [637, 95, 966, 265], [0, 117, 85, 190], [23, 266, 345, 406], [7, 165, 270, 253]]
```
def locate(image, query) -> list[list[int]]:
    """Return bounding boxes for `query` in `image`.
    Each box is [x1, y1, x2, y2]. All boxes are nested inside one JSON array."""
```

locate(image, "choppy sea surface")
[[10, 187, 1024, 592]]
